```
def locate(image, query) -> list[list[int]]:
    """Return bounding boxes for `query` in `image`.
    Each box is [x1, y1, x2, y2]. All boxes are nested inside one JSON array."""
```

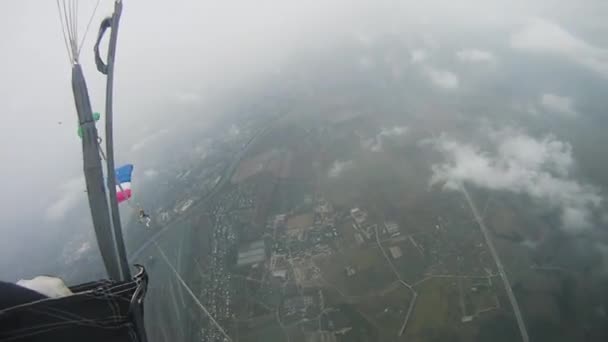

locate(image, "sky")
[[1, 0, 608, 280]]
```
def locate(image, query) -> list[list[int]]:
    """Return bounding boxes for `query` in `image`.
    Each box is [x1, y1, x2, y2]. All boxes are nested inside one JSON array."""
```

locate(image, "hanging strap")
[[93, 17, 112, 75], [95, 0, 131, 282]]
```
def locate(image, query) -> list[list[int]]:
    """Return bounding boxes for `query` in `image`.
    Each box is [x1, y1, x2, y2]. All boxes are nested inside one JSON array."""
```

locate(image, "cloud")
[[428, 128, 601, 232], [521, 239, 539, 249], [355, 33, 374, 47], [328, 160, 353, 178], [229, 125, 240, 137], [75, 241, 91, 256], [511, 18, 608, 77], [62, 234, 94, 265], [144, 169, 159, 178], [357, 56, 376, 69], [410, 49, 428, 64], [174, 91, 203, 105], [561, 207, 592, 230], [527, 105, 540, 116], [45, 176, 85, 221], [363, 126, 409, 152], [425, 67, 460, 89], [456, 49, 496, 63], [540, 93, 577, 117], [131, 128, 169, 152], [380, 126, 409, 138]]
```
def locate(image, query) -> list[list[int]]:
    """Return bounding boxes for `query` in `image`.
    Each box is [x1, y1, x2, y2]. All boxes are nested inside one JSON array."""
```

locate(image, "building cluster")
[[349, 207, 376, 243], [199, 183, 259, 342], [271, 196, 340, 259], [283, 295, 314, 317], [281, 290, 323, 322], [236, 240, 266, 267]]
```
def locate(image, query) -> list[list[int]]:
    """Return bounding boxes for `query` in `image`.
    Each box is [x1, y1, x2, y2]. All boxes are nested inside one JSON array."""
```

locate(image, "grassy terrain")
[[315, 246, 395, 296], [355, 286, 414, 341], [405, 278, 477, 342]]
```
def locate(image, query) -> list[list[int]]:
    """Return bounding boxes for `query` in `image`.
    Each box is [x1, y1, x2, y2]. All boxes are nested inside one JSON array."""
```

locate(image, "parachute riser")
[[71, 63, 125, 281], [96, 0, 131, 282]]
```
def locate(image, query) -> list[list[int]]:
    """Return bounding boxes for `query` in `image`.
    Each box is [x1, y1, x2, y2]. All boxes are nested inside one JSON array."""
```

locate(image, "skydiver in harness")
[[138, 208, 151, 228]]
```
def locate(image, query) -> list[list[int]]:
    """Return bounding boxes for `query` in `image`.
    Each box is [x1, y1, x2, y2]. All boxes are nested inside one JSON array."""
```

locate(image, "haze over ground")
[[1, 0, 607, 283]]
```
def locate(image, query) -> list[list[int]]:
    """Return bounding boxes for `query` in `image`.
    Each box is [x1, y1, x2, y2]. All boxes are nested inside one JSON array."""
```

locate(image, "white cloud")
[[144, 169, 159, 178], [425, 67, 460, 89], [131, 128, 169, 152], [561, 207, 593, 230], [45, 176, 85, 221], [174, 91, 203, 105], [540, 93, 577, 117], [410, 49, 428, 64], [456, 49, 496, 63], [379, 126, 409, 138], [357, 56, 375, 69], [229, 125, 240, 137], [355, 33, 373, 47], [62, 234, 94, 265], [527, 105, 540, 116], [422, 34, 440, 51], [74, 241, 91, 256], [328, 160, 353, 178], [428, 128, 601, 232], [511, 18, 608, 77], [363, 126, 409, 152], [521, 239, 539, 249]]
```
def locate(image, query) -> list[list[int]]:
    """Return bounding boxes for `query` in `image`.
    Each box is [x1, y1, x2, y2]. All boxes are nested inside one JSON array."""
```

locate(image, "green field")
[[315, 246, 396, 297], [355, 285, 414, 341], [405, 278, 477, 342]]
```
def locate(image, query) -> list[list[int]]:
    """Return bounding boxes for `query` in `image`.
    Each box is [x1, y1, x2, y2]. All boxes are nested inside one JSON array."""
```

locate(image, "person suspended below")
[[138, 208, 151, 228]]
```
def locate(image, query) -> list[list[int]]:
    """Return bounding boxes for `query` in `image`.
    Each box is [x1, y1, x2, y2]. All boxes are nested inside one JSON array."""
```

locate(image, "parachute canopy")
[[115, 164, 133, 203]]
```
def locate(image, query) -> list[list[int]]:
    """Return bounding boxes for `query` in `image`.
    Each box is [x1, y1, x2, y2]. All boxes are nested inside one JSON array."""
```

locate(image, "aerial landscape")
[[2, 1, 608, 342], [117, 35, 608, 340]]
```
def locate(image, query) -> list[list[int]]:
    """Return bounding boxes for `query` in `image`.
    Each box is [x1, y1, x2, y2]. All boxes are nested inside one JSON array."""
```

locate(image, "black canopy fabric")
[[0, 267, 148, 342]]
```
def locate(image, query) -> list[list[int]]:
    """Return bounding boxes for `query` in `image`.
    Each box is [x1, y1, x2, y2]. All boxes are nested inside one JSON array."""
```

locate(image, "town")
[[126, 111, 526, 342]]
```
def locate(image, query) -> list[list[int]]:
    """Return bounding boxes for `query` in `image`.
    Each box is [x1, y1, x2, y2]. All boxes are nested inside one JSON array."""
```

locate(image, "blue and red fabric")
[[114, 164, 133, 203]]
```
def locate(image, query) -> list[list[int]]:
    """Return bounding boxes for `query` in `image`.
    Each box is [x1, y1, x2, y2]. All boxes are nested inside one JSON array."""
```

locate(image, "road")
[[461, 183, 529, 342], [373, 222, 417, 337]]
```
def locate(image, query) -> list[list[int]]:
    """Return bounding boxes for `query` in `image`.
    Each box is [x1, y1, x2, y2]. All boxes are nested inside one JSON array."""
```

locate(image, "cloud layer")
[[45, 176, 85, 221], [130, 128, 170, 152], [425, 67, 460, 89], [511, 17, 608, 77], [410, 49, 428, 64], [328, 160, 353, 178], [144, 169, 159, 178], [363, 126, 409, 152], [540, 93, 577, 117], [456, 49, 496, 63], [429, 128, 601, 232]]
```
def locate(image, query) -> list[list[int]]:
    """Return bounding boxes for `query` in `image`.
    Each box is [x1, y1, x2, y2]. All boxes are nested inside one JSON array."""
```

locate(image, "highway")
[[461, 183, 529, 342]]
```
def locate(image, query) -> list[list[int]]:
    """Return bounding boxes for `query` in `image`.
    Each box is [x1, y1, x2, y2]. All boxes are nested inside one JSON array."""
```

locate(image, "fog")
[[1, 0, 607, 280]]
